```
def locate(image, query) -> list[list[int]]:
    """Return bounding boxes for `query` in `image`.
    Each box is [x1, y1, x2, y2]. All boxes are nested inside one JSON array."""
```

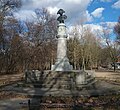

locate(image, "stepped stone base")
[[25, 70, 95, 90]]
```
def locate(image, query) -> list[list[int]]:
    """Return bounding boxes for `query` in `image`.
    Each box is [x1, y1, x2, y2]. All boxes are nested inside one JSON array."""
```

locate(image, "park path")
[[95, 71, 120, 80]]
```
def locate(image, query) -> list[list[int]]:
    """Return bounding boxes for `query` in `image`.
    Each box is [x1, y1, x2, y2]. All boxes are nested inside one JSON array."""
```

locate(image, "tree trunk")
[[113, 62, 116, 72]]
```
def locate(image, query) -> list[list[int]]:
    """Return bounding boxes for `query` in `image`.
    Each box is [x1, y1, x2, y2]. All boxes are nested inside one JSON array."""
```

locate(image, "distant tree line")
[[0, 0, 119, 74], [0, 0, 57, 73]]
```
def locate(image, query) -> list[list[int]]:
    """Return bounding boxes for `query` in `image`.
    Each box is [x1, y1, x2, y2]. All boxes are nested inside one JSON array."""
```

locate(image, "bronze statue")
[[57, 9, 67, 23]]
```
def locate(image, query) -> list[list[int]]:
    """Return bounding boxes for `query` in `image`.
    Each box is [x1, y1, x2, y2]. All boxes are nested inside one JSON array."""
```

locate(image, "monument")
[[25, 9, 95, 90], [51, 9, 73, 71]]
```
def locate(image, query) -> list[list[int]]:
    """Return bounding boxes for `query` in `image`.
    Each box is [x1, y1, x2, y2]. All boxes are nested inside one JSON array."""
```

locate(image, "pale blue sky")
[[87, 0, 120, 23], [14, 0, 120, 40], [15, 0, 120, 23]]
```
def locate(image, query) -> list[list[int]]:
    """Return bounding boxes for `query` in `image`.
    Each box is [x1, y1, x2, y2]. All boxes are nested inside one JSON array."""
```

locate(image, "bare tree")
[[68, 25, 102, 70], [0, 0, 22, 73], [22, 8, 57, 71], [114, 17, 120, 45], [101, 29, 118, 71]]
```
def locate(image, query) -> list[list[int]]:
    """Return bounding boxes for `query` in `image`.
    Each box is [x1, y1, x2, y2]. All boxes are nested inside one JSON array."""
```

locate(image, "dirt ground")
[[0, 70, 120, 110], [0, 70, 119, 79], [94, 70, 120, 79]]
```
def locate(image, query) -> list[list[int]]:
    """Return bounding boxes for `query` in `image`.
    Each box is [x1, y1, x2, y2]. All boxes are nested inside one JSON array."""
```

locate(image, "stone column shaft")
[[51, 23, 73, 71]]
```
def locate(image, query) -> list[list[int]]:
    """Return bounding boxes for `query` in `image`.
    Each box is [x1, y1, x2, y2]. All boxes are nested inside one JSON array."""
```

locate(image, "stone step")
[[44, 80, 74, 85], [17, 83, 74, 90], [42, 84, 74, 89], [86, 77, 95, 84], [76, 80, 97, 90], [49, 77, 73, 81], [26, 71, 74, 77], [39, 77, 73, 80], [86, 74, 91, 79], [26, 76, 74, 83], [41, 72, 75, 78], [86, 79, 97, 86]]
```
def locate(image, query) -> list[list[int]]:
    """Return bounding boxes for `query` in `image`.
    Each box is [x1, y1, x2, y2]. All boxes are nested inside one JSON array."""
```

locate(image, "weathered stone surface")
[[25, 70, 95, 90], [51, 23, 72, 71]]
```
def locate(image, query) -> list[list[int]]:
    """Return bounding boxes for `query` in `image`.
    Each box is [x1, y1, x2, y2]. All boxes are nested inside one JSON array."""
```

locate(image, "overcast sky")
[[13, 0, 120, 39]]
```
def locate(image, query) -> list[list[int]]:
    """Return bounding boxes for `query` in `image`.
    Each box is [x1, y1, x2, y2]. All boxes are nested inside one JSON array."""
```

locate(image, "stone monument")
[[51, 9, 73, 71], [24, 9, 95, 91]]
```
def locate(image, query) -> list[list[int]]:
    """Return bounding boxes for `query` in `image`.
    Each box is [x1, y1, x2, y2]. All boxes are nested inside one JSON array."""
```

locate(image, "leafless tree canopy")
[[0, 2, 119, 74], [114, 17, 120, 40]]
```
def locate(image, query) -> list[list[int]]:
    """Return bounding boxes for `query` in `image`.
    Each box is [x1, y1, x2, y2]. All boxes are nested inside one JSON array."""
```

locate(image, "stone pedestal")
[[51, 23, 73, 71], [25, 70, 95, 90]]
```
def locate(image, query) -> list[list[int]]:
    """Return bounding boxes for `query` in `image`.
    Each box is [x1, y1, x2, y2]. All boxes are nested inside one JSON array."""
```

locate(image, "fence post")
[[28, 99, 30, 110]]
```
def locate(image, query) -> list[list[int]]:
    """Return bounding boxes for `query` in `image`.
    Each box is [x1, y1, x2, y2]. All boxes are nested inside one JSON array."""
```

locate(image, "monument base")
[[25, 70, 95, 90], [51, 57, 73, 71]]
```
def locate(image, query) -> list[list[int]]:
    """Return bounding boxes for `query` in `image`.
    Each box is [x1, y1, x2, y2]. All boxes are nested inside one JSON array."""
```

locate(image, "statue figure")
[[57, 9, 67, 23]]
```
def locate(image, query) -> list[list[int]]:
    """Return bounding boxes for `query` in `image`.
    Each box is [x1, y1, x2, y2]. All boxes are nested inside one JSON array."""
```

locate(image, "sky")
[[13, 0, 120, 39]]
